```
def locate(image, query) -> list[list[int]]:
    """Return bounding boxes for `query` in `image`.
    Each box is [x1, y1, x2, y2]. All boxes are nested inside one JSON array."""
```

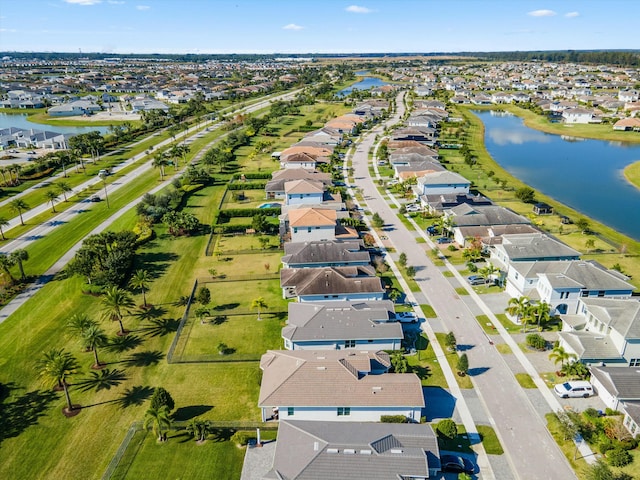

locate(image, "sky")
[[1, 0, 639, 55]]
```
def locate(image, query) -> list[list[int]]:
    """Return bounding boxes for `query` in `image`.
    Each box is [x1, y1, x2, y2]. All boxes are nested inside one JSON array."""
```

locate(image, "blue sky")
[[1, 0, 639, 54]]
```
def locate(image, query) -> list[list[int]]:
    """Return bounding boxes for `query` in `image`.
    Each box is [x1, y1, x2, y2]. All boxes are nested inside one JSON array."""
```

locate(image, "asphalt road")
[[351, 97, 577, 480]]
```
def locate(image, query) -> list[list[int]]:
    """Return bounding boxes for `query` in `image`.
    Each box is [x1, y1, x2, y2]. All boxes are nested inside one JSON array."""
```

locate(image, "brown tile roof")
[[258, 350, 424, 408], [288, 208, 337, 227]]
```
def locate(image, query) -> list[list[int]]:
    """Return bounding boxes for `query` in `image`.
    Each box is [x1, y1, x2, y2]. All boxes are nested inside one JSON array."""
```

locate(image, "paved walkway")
[[349, 92, 579, 480], [0, 90, 301, 323]]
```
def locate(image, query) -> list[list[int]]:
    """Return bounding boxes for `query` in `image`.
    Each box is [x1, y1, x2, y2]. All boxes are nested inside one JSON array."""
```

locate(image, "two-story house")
[[281, 240, 371, 269]]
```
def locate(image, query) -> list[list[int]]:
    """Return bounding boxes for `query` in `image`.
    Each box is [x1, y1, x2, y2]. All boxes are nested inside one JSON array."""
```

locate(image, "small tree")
[[186, 418, 212, 442], [45, 190, 59, 213], [436, 419, 458, 440], [607, 448, 632, 468], [196, 286, 211, 305], [391, 353, 409, 373], [150, 387, 175, 413], [251, 297, 268, 320], [576, 218, 590, 234], [398, 252, 407, 268], [555, 410, 578, 441], [258, 236, 270, 250], [371, 212, 384, 228], [549, 345, 577, 369], [445, 331, 457, 352], [515, 186, 536, 203], [585, 238, 596, 251], [217, 342, 229, 355], [129, 269, 151, 308], [406, 266, 416, 279], [456, 353, 469, 376], [144, 405, 172, 442]]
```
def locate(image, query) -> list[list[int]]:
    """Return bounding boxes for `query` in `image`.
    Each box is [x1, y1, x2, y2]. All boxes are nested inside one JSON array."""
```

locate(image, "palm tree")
[[186, 418, 212, 442], [153, 153, 168, 180], [82, 324, 108, 368], [0, 216, 9, 240], [0, 254, 16, 284], [45, 190, 59, 213], [56, 181, 73, 202], [9, 198, 29, 226], [144, 405, 172, 442], [100, 286, 135, 336], [37, 348, 81, 413], [505, 296, 531, 332], [531, 301, 551, 331], [67, 313, 98, 339], [251, 297, 268, 321], [129, 269, 151, 308], [10, 249, 28, 281], [548, 346, 577, 370]]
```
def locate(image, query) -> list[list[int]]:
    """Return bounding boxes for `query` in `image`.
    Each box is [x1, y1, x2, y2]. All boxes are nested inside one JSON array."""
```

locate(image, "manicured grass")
[[454, 287, 469, 296], [419, 304, 437, 318], [494, 313, 522, 334], [515, 373, 536, 389], [112, 429, 246, 480], [477, 424, 504, 455], [436, 423, 473, 453], [435, 333, 473, 389], [623, 160, 640, 190], [476, 314, 499, 335], [495, 343, 512, 354], [405, 335, 447, 388], [546, 413, 590, 478], [442, 270, 454, 277]]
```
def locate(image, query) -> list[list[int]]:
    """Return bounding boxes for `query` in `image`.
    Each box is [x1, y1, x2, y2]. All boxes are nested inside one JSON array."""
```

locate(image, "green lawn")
[[419, 304, 437, 318], [113, 429, 246, 480], [476, 425, 504, 455], [436, 424, 473, 453], [515, 373, 536, 389], [405, 334, 447, 388], [434, 333, 473, 389], [623, 160, 640, 190]]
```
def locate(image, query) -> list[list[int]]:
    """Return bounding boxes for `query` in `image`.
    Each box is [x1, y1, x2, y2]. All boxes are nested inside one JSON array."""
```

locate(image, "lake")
[[0, 112, 109, 135], [338, 76, 389, 96], [476, 110, 640, 241]]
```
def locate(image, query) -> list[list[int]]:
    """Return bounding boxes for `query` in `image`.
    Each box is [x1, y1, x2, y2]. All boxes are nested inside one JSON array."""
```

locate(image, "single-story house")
[[263, 420, 441, 480], [282, 300, 402, 351], [258, 349, 424, 422], [265, 169, 332, 199], [281, 240, 370, 269], [415, 171, 471, 197], [280, 266, 385, 302]]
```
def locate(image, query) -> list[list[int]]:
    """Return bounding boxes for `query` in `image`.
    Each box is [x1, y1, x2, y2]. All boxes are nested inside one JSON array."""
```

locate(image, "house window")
[[287, 407, 294, 416], [337, 407, 351, 416], [293, 228, 298, 233], [344, 340, 356, 348], [630, 359, 640, 367], [581, 291, 589, 297], [598, 291, 605, 297]]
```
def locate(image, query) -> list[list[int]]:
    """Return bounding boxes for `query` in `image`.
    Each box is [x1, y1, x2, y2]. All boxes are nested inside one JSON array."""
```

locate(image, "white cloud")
[[282, 23, 304, 31], [565, 11, 580, 18], [346, 5, 373, 14], [528, 9, 556, 17], [136, 4, 150, 10], [107, 0, 125, 4], [0, 28, 17, 33], [64, 0, 102, 5]]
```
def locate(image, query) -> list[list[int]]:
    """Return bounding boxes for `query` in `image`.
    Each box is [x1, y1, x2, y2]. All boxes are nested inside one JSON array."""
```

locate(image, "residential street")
[[350, 93, 578, 480]]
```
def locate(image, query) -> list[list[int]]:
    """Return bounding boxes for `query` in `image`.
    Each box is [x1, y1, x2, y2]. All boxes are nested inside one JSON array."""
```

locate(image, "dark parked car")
[[89, 195, 101, 202], [436, 236, 452, 244], [426, 225, 438, 235], [440, 454, 474, 474]]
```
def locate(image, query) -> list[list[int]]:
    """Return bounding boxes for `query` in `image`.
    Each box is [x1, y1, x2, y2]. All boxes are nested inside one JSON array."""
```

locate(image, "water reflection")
[[475, 109, 640, 240]]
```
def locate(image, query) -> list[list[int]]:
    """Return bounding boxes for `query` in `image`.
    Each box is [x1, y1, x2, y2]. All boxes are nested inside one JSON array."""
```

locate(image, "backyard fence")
[[166, 279, 198, 364], [101, 422, 144, 480]]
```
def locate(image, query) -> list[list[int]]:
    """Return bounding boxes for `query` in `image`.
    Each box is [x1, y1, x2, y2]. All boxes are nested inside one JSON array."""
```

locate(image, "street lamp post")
[[99, 172, 110, 208]]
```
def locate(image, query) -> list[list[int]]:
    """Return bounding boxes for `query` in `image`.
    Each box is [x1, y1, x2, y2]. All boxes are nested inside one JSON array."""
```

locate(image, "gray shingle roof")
[[265, 420, 439, 480], [280, 267, 384, 297], [282, 241, 370, 268], [448, 205, 530, 227], [283, 300, 401, 343], [590, 367, 640, 400], [496, 233, 581, 261], [558, 331, 624, 361], [581, 298, 640, 339]]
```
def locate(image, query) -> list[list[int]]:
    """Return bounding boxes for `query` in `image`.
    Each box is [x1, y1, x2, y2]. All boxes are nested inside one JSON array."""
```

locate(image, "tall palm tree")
[[153, 153, 168, 180], [56, 181, 73, 202], [0, 167, 8, 186], [82, 324, 108, 368], [129, 269, 151, 308], [37, 348, 81, 412], [532, 301, 552, 331], [9, 198, 29, 226], [100, 286, 135, 336], [45, 190, 59, 213], [0, 216, 9, 240], [505, 296, 532, 332], [144, 405, 172, 442], [251, 297, 268, 321], [0, 253, 16, 284], [549, 346, 577, 370], [67, 313, 98, 339], [10, 249, 28, 281]]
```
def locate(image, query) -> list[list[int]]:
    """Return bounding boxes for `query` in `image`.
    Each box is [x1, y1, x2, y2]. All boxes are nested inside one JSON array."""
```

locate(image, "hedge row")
[[232, 172, 272, 180], [219, 207, 280, 219], [227, 182, 267, 190]]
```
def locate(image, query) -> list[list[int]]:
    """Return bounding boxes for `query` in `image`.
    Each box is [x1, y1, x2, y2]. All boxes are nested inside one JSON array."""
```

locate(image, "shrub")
[[606, 447, 632, 467], [380, 415, 409, 424], [526, 333, 547, 350], [466, 262, 478, 273], [456, 353, 469, 376], [196, 286, 211, 305], [605, 408, 622, 416], [231, 430, 255, 446], [150, 387, 175, 413], [436, 419, 458, 439], [447, 244, 457, 252], [599, 438, 613, 455], [515, 186, 536, 203]]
